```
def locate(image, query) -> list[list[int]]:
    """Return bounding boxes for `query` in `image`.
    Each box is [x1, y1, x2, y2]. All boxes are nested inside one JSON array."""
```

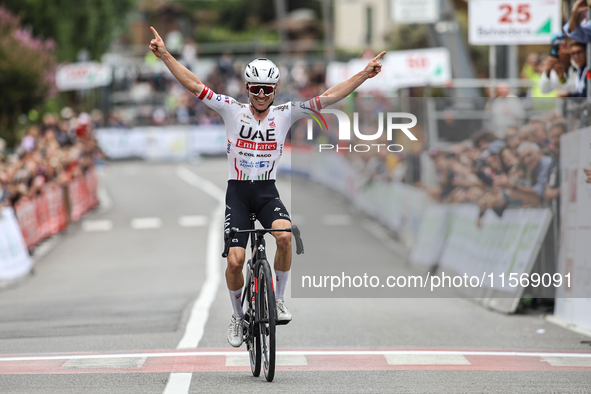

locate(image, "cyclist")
[[149, 27, 385, 347]]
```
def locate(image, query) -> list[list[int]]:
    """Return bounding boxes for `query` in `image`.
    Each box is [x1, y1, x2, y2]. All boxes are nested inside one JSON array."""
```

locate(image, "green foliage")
[[2, 0, 136, 62], [195, 26, 279, 43], [0, 8, 57, 147], [178, 0, 321, 42]]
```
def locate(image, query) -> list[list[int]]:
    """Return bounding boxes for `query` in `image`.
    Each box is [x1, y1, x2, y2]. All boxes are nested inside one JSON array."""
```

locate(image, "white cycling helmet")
[[244, 58, 280, 84]]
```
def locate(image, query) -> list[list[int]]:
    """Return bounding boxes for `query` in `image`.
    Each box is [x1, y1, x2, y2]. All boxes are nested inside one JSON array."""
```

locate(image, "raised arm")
[[319, 51, 385, 108], [149, 27, 204, 96]]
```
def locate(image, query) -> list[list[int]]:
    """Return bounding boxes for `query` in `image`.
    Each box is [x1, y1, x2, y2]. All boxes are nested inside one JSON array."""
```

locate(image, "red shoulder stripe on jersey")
[[198, 86, 209, 100], [315, 96, 322, 110]]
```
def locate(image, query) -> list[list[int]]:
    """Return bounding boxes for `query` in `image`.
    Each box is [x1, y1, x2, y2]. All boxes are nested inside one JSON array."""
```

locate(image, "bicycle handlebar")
[[221, 225, 304, 258]]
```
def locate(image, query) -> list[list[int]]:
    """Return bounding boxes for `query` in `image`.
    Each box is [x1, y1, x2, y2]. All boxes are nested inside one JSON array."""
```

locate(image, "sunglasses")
[[570, 50, 585, 56], [248, 84, 275, 96]]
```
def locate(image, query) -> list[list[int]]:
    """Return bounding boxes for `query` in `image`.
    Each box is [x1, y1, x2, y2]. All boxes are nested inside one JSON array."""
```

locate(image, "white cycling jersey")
[[197, 85, 322, 180]]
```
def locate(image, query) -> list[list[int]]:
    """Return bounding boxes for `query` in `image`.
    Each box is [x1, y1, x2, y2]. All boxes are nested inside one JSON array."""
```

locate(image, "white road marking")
[[543, 356, 591, 367], [2, 350, 591, 363], [175, 166, 225, 202], [97, 182, 113, 213], [82, 220, 113, 232], [178, 215, 209, 227], [321, 214, 352, 226], [385, 354, 470, 365], [226, 354, 308, 367], [162, 373, 192, 393], [131, 218, 162, 229], [32, 236, 61, 261], [61, 357, 147, 369], [162, 166, 226, 394]]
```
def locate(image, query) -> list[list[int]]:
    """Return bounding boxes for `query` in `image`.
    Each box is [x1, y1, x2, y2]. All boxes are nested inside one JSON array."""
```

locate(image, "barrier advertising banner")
[[441, 206, 551, 288], [409, 205, 449, 267], [95, 126, 227, 160], [554, 128, 591, 331], [0, 208, 33, 281]]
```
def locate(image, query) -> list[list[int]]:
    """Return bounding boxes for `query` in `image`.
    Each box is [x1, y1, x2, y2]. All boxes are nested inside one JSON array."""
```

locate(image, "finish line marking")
[[1, 350, 590, 363], [1, 349, 590, 374]]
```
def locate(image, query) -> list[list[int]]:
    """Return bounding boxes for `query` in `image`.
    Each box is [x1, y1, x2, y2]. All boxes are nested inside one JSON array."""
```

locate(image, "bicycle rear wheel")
[[257, 261, 276, 382], [243, 263, 261, 377]]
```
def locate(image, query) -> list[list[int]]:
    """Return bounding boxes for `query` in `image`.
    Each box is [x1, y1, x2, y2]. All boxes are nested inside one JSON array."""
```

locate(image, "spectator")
[[19, 126, 39, 153], [518, 124, 535, 144], [565, 41, 588, 97], [539, 33, 577, 95], [585, 166, 591, 184], [564, 0, 591, 43], [544, 120, 567, 205], [0, 110, 102, 208], [487, 83, 525, 138], [426, 151, 456, 202], [522, 53, 557, 102], [471, 130, 497, 151], [515, 142, 552, 202], [506, 133, 521, 155]]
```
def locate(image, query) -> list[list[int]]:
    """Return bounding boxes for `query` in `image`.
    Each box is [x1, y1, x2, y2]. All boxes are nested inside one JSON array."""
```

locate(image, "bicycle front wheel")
[[257, 261, 276, 382], [243, 263, 261, 377]]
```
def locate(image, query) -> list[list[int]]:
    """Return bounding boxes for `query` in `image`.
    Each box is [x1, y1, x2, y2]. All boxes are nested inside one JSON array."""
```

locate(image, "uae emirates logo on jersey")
[[237, 139, 277, 151]]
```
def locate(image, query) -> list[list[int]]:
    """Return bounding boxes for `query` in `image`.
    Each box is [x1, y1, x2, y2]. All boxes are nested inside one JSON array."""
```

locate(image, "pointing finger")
[[150, 26, 161, 41], [373, 51, 386, 61]]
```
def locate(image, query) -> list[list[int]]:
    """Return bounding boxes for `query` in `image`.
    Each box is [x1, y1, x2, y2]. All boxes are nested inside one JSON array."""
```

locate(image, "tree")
[[0, 7, 57, 147], [2, 0, 136, 62]]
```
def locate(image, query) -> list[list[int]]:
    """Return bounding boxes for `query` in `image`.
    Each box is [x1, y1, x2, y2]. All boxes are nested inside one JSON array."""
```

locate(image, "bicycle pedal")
[[275, 319, 291, 326]]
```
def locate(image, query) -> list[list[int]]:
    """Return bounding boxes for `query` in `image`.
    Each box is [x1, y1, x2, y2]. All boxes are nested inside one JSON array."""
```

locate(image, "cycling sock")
[[229, 289, 244, 318], [275, 270, 290, 301]]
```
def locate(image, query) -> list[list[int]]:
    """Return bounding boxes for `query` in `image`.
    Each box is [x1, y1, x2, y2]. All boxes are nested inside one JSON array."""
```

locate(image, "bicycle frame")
[[221, 213, 303, 382]]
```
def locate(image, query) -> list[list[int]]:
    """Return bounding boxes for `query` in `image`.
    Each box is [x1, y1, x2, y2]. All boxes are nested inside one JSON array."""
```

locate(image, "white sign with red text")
[[326, 48, 451, 91], [384, 48, 451, 89], [469, 0, 561, 45], [56, 62, 113, 91]]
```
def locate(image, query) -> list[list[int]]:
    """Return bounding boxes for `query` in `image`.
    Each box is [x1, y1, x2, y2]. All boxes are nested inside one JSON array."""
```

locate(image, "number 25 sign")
[[468, 0, 561, 45]]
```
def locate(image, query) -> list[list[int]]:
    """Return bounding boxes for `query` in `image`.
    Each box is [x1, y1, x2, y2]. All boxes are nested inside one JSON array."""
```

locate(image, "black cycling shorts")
[[224, 180, 291, 249]]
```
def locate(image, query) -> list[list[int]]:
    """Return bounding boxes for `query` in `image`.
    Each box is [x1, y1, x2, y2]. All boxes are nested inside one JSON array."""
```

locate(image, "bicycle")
[[222, 213, 304, 382]]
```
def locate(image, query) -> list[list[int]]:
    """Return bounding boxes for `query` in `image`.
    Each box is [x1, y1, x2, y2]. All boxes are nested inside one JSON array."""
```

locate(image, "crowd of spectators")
[[395, 114, 566, 225], [0, 108, 104, 207]]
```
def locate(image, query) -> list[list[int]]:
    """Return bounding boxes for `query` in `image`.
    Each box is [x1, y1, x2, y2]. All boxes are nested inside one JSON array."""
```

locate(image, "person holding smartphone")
[[539, 33, 576, 95]]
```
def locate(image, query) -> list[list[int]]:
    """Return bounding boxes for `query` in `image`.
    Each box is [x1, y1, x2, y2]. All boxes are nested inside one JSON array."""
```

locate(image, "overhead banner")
[[468, 0, 561, 45], [391, 0, 439, 24], [56, 62, 113, 91], [0, 208, 33, 281]]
